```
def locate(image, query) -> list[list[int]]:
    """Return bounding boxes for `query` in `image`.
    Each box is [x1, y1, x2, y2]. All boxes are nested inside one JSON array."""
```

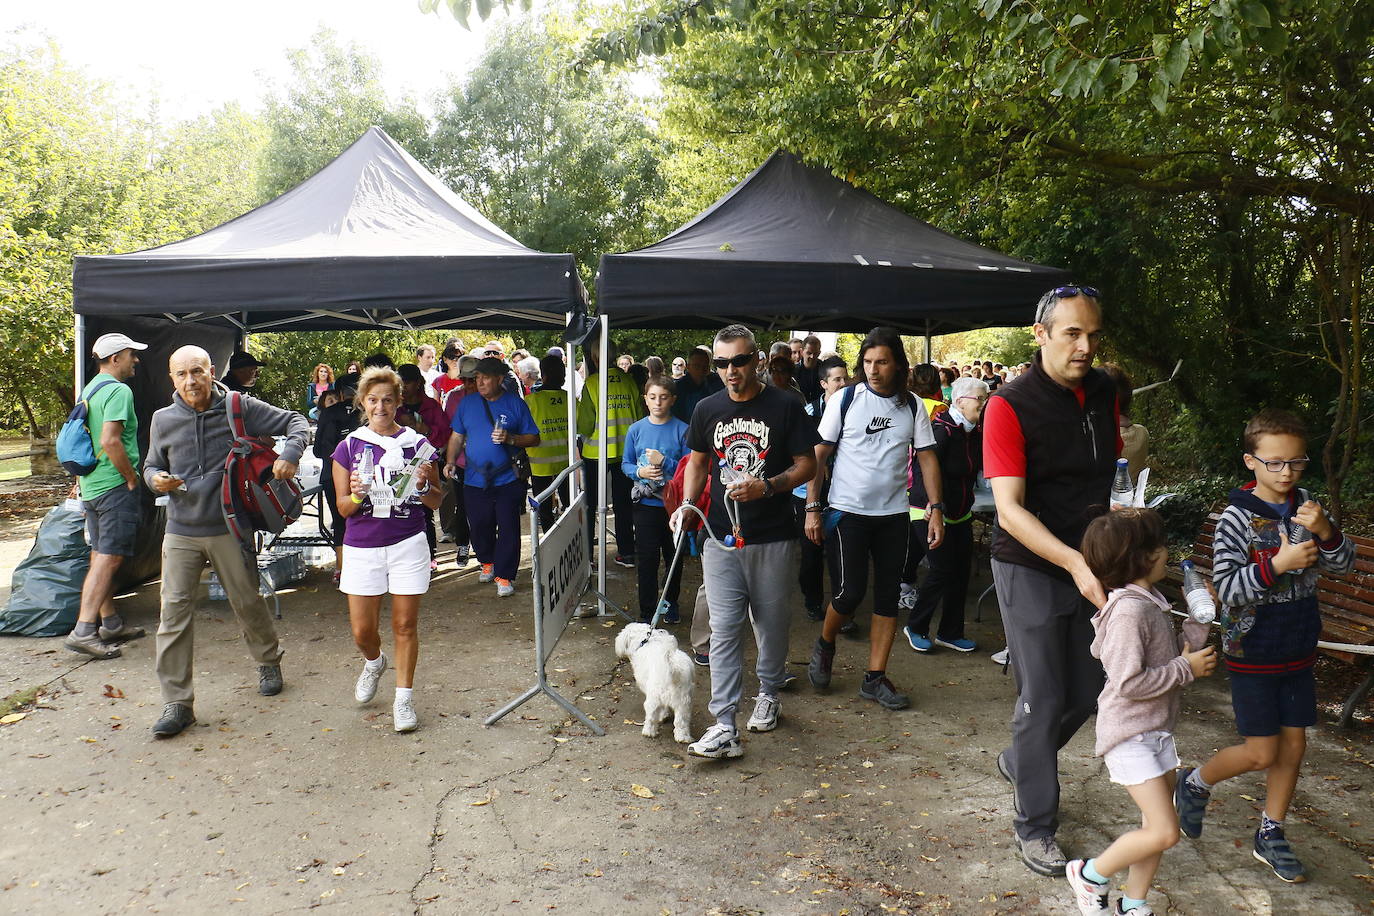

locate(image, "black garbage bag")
[[0, 503, 90, 637]]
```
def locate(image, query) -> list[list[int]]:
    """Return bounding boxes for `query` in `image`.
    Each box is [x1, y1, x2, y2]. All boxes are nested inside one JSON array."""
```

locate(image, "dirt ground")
[[1, 506, 1372, 916]]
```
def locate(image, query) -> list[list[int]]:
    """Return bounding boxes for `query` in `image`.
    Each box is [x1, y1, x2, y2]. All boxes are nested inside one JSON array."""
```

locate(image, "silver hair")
[[950, 376, 990, 402], [714, 324, 757, 350], [517, 356, 541, 379]]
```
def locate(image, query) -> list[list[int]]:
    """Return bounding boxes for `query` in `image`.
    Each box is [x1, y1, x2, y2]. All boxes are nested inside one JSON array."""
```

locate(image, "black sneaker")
[[151, 703, 195, 738], [858, 675, 910, 710], [804, 604, 824, 622], [838, 619, 859, 637], [1253, 826, 1307, 883], [258, 664, 283, 696], [808, 638, 835, 690], [613, 554, 635, 568], [693, 652, 709, 667]]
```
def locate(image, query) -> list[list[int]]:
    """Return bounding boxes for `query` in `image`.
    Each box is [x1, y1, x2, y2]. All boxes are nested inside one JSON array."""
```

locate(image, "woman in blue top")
[[622, 377, 690, 623]]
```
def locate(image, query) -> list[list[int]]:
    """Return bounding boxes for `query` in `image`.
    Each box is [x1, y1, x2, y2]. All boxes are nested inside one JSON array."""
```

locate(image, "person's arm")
[[621, 425, 641, 480], [98, 420, 138, 489], [444, 431, 467, 478], [992, 475, 1105, 607], [1099, 606, 1198, 700], [804, 443, 834, 545], [915, 447, 944, 549], [242, 397, 309, 479], [677, 450, 709, 513]]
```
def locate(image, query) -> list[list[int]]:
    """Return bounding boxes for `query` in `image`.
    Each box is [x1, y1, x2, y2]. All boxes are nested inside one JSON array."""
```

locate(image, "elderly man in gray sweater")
[[143, 346, 309, 738]]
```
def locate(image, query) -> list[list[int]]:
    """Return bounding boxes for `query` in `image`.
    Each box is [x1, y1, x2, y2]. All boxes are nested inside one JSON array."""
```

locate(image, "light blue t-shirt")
[[621, 416, 689, 508]]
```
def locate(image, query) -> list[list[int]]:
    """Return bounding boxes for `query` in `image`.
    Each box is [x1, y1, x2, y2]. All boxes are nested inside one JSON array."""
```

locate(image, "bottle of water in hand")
[[1109, 458, 1134, 510], [1180, 559, 1216, 624], [1289, 517, 1313, 545]]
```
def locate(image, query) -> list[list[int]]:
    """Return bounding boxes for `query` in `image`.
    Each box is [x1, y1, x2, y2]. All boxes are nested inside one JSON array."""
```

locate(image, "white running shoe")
[[897, 582, 918, 610], [688, 723, 743, 759], [355, 654, 387, 703], [393, 695, 418, 732], [1065, 859, 1110, 915], [746, 694, 780, 732], [991, 647, 1010, 666]]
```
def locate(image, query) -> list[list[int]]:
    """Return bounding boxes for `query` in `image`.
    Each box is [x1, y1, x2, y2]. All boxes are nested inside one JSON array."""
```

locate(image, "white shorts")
[[340, 531, 430, 597], [1103, 730, 1180, 786]]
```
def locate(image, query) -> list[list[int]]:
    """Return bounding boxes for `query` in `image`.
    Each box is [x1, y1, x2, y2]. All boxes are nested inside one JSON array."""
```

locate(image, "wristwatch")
[[762, 477, 776, 498], [927, 502, 945, 513]]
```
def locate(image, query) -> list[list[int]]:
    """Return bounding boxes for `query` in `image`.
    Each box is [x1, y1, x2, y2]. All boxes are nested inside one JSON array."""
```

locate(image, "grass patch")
[[0, 685, 43, 718]]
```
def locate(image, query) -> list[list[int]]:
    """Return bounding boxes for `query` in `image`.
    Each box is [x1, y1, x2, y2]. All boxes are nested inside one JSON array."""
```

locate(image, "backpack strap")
[[82, 377, 120, 450], [834, 383, 858, 445]]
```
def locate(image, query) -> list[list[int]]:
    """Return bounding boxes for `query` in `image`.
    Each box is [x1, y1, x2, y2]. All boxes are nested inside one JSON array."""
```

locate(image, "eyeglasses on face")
[[1247, 454, 1310, 473], [957, 395, 989, 406], [712, 354, 755, 370]]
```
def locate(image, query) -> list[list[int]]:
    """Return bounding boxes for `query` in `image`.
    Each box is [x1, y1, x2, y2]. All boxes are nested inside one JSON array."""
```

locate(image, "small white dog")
[[614, 622, 694, 743]]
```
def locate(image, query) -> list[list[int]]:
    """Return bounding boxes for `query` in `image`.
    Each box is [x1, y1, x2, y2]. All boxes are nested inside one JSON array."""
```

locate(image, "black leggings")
[[825, 511, 910, 618]]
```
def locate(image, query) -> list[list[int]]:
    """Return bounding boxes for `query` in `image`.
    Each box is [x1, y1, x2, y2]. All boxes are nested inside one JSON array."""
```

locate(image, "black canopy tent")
[[596, 151, 1067, 335]]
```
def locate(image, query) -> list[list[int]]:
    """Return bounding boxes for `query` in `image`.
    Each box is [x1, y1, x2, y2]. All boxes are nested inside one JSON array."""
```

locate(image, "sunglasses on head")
[[713, 354, 756, 369], [1035, 285, 1102, 324]]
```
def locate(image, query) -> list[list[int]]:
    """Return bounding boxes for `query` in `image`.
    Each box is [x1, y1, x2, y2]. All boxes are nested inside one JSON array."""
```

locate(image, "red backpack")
[[661, 456, 711, 531], [221, 391, 302, 547]]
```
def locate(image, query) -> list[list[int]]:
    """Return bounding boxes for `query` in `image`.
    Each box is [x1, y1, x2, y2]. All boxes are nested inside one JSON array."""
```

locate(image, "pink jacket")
[[1089, 584, 1211, 756]]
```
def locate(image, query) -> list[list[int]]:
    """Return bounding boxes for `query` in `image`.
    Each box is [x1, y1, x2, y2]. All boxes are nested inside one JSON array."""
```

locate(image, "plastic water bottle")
[[1109, 458, 1134, 510], [1180, 560, 1216, 624], [1289, 516, 1313, 545], [494, 413, 508, 433], [357, 445, 374, 489]]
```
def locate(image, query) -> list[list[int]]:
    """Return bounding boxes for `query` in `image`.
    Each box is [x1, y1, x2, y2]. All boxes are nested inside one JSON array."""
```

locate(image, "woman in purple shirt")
[[331, 367, 443, 733]]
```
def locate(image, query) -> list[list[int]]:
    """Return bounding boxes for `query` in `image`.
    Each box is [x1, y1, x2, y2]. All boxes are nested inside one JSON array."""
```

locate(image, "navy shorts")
[[1229, 667, 1317, 736], [84, 484, 140, 557]]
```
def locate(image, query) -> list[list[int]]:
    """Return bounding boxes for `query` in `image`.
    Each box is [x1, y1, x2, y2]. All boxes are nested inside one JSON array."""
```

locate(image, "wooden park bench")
[[1168, 512, 1374, 728]]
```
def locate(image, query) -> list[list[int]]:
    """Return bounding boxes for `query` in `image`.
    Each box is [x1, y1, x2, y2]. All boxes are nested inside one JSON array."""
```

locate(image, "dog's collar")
[[636, 627, 666, 650]]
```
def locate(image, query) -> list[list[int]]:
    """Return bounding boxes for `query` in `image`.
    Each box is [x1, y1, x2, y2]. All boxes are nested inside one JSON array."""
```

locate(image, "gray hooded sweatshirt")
[[143, 387, 309, 538]]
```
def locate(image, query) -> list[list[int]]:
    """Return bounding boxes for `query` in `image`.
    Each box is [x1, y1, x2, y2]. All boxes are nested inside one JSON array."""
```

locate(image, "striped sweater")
[[1212, 483, 1354, 673]]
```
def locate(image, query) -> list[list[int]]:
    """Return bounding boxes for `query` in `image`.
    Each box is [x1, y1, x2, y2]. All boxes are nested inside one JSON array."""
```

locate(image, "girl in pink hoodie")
[[1064, 509, 1217, 916]]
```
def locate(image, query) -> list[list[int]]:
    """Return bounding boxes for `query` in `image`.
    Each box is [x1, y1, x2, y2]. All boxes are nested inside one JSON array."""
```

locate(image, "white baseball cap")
[[91, 333, 148, 360]]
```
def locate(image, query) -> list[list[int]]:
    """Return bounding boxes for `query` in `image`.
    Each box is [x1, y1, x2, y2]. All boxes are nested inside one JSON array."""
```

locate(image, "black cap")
[[227, 350, 265, 370], [474, 356, 507, 377], [334, 372, 360, 394]]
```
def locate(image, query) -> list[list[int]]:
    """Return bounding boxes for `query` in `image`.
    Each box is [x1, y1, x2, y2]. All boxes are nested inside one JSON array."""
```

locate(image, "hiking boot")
[[808, 638, 834, 690], [355, 654, 388, 703], [897, 582, 918, 610], [688, 723, 742, 759], [858, 675, 910, 710], [64, 631, 121, 659], [393, 695, 418, 733], [1065, 859, 1110, 915], [151, 702, 195, 738], [1018, 834, 1068, 877], [746, 694, 779, 732], [1253, 826, 1307, 883], [903, 627, 933, 653], [495, 578, 515, 597], [98, 621, 145, 643], [1174, 766, 1210, 839], [478, 563, 495, 583], [933, 636, 977, 652], [257, 664, 283, 696]]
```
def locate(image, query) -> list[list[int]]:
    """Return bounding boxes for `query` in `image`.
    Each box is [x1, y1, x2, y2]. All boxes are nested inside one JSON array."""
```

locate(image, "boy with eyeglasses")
[[1174, 408, 1353, 885]]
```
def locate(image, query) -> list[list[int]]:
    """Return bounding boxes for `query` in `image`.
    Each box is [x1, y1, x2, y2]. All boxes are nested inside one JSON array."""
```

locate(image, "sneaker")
[[688, 723, 743, 759], [897, 582, 918, 610], [904, 627, 933, 653], [455, 545, 471, 566], [808, 638, 835, 689], [1112, 903, 1154, 916], [1065, 859, 1110, 916], [257, 664, 283, 696], [355, 654, 388, 703], [804, 603, 824, 622], [778, 672, 799, 691], [933, 636, 977, 652], [429, 559, 439, 572], [438, 530, 454, 543], [478, 563, 495, 583], [64, 631, 121, 659], [998, 749, 1024, 818], [98, 621, 145, 642], [1174, 767, 1210, 839], [746, 694, 779, 732], [151, 702, 195, 738], [858, 675, 910, 710], [693, 652, 710, 668], [838, 619, 859, 637], [662, 603, 680, 625], [991, 647, 1011, 666], [613, 554, 635, 568], [1252, 826, 1307, 883], [495, 578, 515, 597], [393, 695, 418, 733], [1018, 833, 1068, 877]]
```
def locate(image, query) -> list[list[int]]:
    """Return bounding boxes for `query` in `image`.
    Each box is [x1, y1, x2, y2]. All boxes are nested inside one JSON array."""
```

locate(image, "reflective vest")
[[577, 368, 644, 460], [525, 389, 570, 477]]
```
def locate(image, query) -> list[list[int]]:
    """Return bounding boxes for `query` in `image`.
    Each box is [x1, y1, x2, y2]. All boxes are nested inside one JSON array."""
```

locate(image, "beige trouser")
[[156, 532, 284, 706]]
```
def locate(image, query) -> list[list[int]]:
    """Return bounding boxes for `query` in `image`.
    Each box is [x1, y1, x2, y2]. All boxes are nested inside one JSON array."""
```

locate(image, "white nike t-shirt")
[[818, 382, 935, 516]]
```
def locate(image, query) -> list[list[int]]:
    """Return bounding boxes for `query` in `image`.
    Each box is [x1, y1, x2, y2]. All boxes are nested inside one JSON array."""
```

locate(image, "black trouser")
[[825, 511, 910, 618], [793, 495, 826, 611], [440, 466, 469, 547], [530, 472, 571, 533], [633, 503, 682, 618], [905, 519, 973, 640], [902, 515, 927, 584], [319, 459, 346, 547], [584, 460, 635, 557]]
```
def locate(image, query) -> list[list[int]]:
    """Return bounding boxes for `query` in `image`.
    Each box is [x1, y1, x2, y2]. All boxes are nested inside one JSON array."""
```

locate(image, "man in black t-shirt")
[[675, 325, 819, 760]]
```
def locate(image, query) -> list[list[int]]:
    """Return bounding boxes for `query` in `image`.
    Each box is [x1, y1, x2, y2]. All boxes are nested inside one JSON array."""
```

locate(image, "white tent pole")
[[597, 315, 610, 615], [564, 312, 579, 490], [73, 314, 86, 393]]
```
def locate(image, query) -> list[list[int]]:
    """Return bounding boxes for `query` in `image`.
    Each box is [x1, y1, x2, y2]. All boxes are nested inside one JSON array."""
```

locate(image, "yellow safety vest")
[[525, 389, 571, 477], [578, 368, 644, 460]]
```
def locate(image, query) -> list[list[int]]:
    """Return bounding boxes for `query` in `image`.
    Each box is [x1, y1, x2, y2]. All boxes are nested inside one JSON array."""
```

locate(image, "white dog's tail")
[[668, 647, 694, 691]]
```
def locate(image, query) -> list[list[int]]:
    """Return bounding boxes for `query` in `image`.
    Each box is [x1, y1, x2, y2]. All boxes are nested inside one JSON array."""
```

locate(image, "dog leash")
[[644, 503, 726, 632]]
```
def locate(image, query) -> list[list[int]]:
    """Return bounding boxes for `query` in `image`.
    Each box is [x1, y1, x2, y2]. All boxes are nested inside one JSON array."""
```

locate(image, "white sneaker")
[[746, 694, 779, 732], [393, 695, 418, 732], [1065, 859, 1110, 915], [688, 723, 743, 759], [897, 582, 918, 610], [991, 647, 1010, 666], [355, 654, 387, 703]]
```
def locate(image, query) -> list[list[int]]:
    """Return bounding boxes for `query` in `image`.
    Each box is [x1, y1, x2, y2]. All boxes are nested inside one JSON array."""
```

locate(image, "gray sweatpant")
[[701, 538, 797, 727], [992, 559, 1104, 841]]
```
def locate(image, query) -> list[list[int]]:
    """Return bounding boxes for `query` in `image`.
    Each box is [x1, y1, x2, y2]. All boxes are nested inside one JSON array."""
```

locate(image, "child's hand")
[[1293, 500, 1333, 542], [1273, 537, 1318, 574], [1183, 641, 1217, 678]]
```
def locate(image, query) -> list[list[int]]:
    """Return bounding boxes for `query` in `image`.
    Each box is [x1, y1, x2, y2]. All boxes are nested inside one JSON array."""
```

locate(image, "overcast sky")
[[2, 0, 504, 121]]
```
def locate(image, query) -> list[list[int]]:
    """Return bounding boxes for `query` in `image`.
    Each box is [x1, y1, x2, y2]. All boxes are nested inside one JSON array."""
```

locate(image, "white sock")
[[364, 654, 385, 671], [395, 687, 413, 704]]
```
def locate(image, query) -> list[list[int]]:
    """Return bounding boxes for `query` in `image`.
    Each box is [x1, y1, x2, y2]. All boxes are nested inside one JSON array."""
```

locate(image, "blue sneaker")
[[903, 627, 933, 653], [1253, 826, 1307, 883], [933, 636, 977, 652], [1174, 767, 1210, 839]]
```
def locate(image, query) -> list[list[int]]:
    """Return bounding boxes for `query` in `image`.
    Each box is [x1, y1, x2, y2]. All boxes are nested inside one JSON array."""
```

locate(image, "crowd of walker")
[[60, 284, 1356, 914]]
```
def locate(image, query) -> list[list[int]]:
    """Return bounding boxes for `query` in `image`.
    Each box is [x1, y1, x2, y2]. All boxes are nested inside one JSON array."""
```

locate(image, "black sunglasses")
[[712, 354, 756, 370], [1036, 285, 1102, 324]]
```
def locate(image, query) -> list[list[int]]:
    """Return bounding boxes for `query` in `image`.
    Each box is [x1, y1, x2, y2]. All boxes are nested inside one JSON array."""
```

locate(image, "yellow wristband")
[[350, 493, 364, 504]]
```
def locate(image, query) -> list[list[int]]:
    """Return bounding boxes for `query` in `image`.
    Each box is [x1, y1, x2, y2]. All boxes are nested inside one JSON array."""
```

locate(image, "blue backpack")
[[55, 379, 118, 476]]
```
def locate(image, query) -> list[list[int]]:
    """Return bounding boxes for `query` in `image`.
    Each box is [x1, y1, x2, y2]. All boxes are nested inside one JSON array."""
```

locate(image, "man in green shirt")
[[65, 333, 148, 659]]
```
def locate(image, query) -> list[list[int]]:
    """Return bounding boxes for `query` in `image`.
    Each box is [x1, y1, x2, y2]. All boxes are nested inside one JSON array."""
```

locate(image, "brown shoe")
[[98, 622, 146, 643], [64, 631, 121, 659]]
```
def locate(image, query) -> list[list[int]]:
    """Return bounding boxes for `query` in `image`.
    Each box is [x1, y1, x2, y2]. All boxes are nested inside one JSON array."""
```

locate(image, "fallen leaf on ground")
[[630, 784, 655, 799], [470, 788, 500, 807], [102, 685, 125, 699], [0, 713, 27, 724]]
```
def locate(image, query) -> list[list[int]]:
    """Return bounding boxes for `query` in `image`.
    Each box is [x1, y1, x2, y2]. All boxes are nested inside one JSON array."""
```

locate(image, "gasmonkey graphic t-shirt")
[[818, 382, 935, 516], [686, 384, 819, 545]]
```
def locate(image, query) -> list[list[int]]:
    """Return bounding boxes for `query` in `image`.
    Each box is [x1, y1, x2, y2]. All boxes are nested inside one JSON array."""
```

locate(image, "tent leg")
[[74, 314, 87, 393], [923, 321, 932, 364], [597, 315, 610, 615]]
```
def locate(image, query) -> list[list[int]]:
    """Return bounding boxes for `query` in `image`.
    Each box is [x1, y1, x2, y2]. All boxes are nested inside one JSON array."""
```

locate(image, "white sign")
[[535, 496, 590, 661]]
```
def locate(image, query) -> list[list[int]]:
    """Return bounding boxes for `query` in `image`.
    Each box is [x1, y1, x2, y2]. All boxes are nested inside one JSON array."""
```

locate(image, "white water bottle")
[[1109, 458, 1134, 510], [1180, 559, 1216, 624]]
